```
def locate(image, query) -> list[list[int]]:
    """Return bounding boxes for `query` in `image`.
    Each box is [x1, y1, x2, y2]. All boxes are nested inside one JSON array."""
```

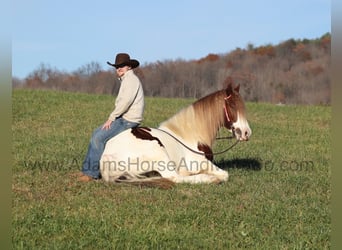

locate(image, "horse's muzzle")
[[233, 127, 251, 141]]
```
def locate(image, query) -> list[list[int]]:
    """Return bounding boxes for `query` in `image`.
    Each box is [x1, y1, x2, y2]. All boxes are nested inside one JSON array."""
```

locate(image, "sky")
[[12, 0, 331, 79]]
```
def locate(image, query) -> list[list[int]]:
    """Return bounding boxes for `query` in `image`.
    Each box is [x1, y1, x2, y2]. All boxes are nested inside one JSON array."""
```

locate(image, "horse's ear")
[[234, 84, 240, 93], [225, 81, 233, 96], [224, 76, 234, 94]]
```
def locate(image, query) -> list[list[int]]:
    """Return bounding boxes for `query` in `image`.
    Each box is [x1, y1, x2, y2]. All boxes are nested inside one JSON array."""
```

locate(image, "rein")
[[156, 94, 240, 157], [155, 129, 239, 157]]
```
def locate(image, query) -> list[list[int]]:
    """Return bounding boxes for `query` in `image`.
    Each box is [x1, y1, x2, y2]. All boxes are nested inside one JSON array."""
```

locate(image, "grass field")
[[12, 89, 331, 249]]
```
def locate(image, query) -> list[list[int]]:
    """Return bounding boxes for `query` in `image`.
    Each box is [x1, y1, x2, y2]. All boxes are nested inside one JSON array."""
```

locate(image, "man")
[[79, 53, 144, 182]]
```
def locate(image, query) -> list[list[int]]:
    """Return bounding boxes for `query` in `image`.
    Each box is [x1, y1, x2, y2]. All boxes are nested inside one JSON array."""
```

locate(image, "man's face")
[[116, 65, 130, 78]]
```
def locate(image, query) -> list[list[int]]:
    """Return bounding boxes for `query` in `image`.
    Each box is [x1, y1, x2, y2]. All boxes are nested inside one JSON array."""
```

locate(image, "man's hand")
[[102, 119, 113, 130]]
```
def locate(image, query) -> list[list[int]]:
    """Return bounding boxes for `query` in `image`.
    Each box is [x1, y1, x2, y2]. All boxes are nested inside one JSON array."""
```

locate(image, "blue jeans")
[[81, 117, 139, 179]]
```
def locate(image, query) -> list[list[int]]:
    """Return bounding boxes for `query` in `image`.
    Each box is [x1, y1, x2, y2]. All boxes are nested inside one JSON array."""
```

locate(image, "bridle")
[[223, 94, 232, 123], [156, 94, 239, 158], [214, 93, 240, 154]]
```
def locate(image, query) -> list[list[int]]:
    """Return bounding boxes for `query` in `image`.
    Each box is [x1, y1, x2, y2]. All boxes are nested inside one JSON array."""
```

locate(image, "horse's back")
[[102, 127, 170, 160]]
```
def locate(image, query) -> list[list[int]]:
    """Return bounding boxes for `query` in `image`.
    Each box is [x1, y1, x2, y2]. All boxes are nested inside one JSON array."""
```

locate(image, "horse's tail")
[[114, 171, 175, 190]]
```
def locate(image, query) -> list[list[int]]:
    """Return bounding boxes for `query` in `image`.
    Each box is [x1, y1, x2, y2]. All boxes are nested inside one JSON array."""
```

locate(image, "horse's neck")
[[159, 92, 225, 147]]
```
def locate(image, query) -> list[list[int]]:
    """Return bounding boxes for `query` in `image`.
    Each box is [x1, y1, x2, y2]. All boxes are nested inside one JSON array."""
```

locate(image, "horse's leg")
[[154, 160, 227, 184], [173, 156, 229, 183], [166, 173, 224, 184], [201, 160, 229, 181]]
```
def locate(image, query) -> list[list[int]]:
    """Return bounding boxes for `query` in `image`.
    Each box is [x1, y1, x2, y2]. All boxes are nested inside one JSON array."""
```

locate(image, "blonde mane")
[[159, 90, 227, 147]]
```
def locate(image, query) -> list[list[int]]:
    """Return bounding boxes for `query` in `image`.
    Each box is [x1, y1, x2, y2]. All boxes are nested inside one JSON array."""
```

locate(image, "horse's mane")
[[158, 90, 227, 147]]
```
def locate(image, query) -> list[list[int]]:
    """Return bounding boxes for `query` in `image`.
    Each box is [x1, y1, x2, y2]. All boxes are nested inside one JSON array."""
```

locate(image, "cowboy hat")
[[107, 53, 140, 69]]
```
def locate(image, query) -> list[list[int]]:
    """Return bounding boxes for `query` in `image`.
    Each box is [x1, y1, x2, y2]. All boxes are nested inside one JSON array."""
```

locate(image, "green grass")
[[12, 89, 331, 249]]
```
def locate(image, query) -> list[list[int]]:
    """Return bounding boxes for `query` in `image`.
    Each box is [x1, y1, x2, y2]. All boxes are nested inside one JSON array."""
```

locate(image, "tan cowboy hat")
[[107, 53, 140, 69]]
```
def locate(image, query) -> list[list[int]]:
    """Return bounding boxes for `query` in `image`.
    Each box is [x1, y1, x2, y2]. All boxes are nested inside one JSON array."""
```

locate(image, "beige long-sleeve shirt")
[[108, 69, 144, 123]]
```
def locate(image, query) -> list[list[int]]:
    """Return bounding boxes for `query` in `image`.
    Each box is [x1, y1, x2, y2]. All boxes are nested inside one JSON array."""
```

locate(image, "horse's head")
[[223, 82, 252, 141]]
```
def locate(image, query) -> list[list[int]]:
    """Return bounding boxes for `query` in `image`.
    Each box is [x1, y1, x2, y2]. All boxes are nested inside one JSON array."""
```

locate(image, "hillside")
[[12, 89, 331, 248], [13, 33, 330, 105]]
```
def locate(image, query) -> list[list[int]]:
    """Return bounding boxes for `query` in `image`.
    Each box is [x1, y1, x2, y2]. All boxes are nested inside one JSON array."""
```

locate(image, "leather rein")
[[157, 94, 239, 157]]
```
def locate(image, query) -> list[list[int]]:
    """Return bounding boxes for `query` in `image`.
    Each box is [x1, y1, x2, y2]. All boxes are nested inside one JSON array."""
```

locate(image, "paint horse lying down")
[[100, 82, 252, 187]]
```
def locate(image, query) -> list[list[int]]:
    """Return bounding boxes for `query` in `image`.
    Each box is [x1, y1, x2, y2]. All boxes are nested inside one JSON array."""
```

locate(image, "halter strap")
[[223, 94, 232, 122], [224, 94, 232, 100]]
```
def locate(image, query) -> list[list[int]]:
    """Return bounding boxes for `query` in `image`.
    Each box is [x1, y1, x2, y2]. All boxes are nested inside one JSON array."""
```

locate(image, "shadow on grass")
[[215, 158, 262, 171]]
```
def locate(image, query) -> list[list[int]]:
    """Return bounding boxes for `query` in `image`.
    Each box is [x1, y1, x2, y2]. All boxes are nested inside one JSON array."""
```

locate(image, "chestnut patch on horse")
[[131, 127, 164, 147], [197, 142, 213, 161]]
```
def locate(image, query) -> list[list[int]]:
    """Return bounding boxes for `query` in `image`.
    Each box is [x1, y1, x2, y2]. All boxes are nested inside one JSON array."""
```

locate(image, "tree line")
[[13, 33, 330, 105]]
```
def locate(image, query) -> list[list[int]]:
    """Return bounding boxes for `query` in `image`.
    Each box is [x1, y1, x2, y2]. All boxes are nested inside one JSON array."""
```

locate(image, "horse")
[[100, 82, 252, 188]]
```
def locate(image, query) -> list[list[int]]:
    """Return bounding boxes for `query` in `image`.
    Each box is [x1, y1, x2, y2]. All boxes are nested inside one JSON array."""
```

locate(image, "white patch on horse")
[[233, 112, 252, 141]]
